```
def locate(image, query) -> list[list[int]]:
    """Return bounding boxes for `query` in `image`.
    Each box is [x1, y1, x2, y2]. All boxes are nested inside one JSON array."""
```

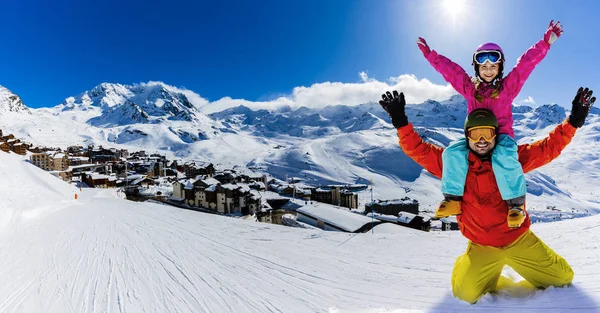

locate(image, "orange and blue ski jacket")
[[397, 119, 576, 247]]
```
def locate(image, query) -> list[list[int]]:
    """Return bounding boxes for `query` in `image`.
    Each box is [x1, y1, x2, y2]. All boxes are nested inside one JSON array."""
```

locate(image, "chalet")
[[248, 181, 266, 191], [28, 146, 45, 153], [68, 156, 90, 166], [215, 183, 243, 214], [184, 161, 215, 178], [365, 197, 420, 215], [368, 212, 431, 232], [441, 217, 460, 231], [129, 176, 155, 187], [0, 142, 11, 153], [1, 134, 15, 142], [11, 142, 27, 155], [83, 173, 117, 188], [89, 146, 120, 163], [212, 170, 237, 184], [67, 146, 84, 155]]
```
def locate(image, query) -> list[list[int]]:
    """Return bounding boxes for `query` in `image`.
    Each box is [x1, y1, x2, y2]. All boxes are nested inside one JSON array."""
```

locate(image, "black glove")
[[569, 87, 596, 128], [379, 90, 408, 128]]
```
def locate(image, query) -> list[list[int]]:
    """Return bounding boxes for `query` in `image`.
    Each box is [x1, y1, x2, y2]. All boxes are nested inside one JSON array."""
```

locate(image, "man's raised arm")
[[519, 87, 595, 173], [379, 91, 444, 178]]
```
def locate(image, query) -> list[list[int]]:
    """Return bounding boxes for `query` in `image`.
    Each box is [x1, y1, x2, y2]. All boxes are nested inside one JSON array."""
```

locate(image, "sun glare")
[[443, 0, 466, 18]]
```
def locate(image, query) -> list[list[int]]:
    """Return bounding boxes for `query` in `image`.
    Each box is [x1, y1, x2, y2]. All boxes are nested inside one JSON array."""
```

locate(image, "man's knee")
[[452, 283, 484, 304], [547, 259, 574, 287]]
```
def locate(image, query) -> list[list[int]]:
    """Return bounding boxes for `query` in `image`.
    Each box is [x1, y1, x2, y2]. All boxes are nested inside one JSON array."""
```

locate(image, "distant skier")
[[417, 20, 563, 229], [379, 87, 595, 303]]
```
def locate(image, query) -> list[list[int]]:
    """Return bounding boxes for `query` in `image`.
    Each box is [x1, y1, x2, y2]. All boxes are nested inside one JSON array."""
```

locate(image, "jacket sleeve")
[[518, 119, 576, 173], [396, 123, 444, 178], [426, 50, 474, 98], [503, 39, 551, 100]]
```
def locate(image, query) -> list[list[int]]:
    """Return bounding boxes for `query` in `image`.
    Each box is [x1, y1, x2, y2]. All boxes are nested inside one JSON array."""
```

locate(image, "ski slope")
[[0, 151, 599, 313]]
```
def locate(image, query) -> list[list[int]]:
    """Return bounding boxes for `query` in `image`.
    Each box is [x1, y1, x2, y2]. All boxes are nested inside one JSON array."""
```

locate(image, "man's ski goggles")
[[467, 126, 497, 142], [473, 50, 502, 65]]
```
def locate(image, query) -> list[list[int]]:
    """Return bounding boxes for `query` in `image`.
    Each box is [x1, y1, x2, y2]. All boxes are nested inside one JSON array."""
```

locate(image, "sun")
[[443, 0, 467, 18]]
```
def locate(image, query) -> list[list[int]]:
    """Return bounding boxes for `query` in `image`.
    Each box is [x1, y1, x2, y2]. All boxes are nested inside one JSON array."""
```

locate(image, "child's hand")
[[417, 37, 431, 57], [544, 20, 563, 45]]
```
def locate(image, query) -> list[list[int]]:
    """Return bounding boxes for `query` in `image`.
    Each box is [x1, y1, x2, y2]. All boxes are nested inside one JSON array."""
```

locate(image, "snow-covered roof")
[[250, 181, 266, 188], [370, 198, 419, 206], [91, 173, 110, 180], [126, 174, 145, 181], [69, 156, 89, 161], [221, 183, 240, 191], [440, 216, 458, 223], [201, 178, 221, 186], [297, 203, 374, 232], [131, 176, 152, 186], [184, 180, 194, 190], [249, 190, 261, 201], [54, 153, 65, 159], [205, 185, 216, 192], [397, 212, 417, 224], [238, 184, 251, 193]]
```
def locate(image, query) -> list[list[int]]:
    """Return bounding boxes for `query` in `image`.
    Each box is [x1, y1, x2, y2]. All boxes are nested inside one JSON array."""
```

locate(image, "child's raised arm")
[[417, 37, 474, 98], [503, 21, 563, 99]]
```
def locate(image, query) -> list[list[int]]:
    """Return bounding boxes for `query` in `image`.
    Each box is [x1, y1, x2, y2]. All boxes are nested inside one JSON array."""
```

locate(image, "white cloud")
[[359, 71, 370, 82], [140, 81, 210, 109], [197, 73, 458, 114], [518, 96, 537, 106]]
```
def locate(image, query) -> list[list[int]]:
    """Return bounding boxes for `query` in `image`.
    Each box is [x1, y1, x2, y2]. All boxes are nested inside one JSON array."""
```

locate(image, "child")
[[416, 20, 563, 228]]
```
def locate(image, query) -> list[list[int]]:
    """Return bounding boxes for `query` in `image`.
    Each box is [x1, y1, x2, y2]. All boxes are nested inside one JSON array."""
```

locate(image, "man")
[[379, 87, 595, 304]]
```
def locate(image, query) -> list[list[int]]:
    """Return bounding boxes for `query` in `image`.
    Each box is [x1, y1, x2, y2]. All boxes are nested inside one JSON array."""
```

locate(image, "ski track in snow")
[[0, 151, 598, 312]]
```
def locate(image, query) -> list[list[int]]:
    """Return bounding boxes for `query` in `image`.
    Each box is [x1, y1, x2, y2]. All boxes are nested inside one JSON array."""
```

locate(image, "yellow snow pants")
[[451, 230, 574, 304]]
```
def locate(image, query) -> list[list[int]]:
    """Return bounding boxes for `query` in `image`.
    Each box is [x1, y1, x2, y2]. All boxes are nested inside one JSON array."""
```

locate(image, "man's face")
[[468, 136, 496, 156]]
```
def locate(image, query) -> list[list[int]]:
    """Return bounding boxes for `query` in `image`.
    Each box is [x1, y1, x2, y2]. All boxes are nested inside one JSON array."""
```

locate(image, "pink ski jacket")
[[425, 39, 551, 137]]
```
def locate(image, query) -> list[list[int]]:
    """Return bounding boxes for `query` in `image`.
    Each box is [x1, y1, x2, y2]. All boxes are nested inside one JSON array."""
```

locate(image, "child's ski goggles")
[[473, 50, 503, 65], [467, 126, 497, 142]]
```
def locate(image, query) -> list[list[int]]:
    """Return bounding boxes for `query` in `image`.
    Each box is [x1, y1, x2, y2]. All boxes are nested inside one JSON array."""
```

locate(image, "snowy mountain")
[[0, 85, 32, 115], [1, 83, 599, 215], [1, 148, 600, 312]]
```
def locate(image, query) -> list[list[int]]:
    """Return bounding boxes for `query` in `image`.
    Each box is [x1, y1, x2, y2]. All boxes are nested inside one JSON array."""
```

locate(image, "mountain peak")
[[0, 85, 32, 115]]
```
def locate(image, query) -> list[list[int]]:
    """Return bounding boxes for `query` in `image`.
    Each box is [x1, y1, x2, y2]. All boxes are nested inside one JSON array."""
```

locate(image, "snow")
[[1, 83, 600, 311], [0, 151, 598, 312]]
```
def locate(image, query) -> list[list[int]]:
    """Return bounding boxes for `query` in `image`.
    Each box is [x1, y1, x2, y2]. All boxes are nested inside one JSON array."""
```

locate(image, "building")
[[12, 142, 28, 155], [441, 217, 460, 231], [52, 153, 70, 171], [67, 146, 84, 155], [369, 212, 431, 232], [296, 203, 381, 233], [339, 189, 358, 209], [83, 173, 117, 188], [365, 197, 420, 215], [0, 142, 11, 153], [31, 152, 55, 171], [184, 161, 215, 178]]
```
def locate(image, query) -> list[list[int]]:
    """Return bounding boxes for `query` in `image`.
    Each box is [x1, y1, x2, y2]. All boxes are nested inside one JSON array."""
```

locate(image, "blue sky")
[[1, 0, 598, 109]]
